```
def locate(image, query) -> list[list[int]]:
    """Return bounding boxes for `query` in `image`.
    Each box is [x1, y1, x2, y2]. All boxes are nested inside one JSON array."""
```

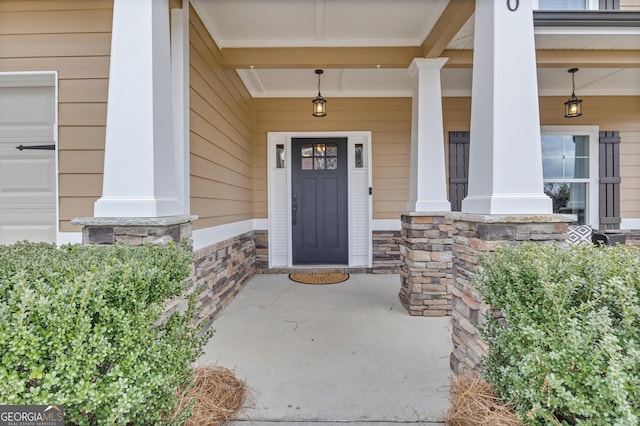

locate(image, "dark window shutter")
[[448, 131, 470, 212], [599, 131, 621, 230], [599, 0, 619, 10]]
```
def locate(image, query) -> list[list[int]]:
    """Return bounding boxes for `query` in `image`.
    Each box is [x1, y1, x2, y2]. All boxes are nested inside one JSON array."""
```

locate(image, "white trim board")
[[267, 131, 373, 268]]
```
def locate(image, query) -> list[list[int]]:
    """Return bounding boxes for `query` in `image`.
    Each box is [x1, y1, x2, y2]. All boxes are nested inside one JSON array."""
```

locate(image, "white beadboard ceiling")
[[190, 0, 640, 98]]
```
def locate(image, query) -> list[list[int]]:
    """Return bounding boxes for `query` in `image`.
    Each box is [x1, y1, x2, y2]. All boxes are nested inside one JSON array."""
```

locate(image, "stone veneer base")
[[254, 230, 402, 274], [448, 213, 573, 375]]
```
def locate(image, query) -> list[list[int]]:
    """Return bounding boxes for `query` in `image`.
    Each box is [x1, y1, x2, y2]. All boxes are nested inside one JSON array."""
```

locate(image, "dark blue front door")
[[291, 137, 348, 264]]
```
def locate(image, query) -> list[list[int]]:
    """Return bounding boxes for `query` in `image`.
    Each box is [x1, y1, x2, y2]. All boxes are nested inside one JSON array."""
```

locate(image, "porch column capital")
[[94, 0, 181, 218], [461, 0, 552, 215], [406, 57, 451, 213]]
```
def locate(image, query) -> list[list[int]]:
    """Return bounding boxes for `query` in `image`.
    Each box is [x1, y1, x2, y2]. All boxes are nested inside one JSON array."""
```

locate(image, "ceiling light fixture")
[[312, 69, 327, 117], [564, 68, 583, 118]]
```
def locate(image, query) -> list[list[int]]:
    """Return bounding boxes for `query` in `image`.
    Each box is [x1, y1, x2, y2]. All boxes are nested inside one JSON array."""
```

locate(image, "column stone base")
[[71, 215, 197, 246], [448, 212, 574, 375], [399, 212, 454, 317]]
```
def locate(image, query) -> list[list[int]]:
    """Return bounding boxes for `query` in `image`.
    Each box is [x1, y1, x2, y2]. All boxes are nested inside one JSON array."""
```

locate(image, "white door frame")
[[0, 71, 58, 244], [267, 131, 372, 268]]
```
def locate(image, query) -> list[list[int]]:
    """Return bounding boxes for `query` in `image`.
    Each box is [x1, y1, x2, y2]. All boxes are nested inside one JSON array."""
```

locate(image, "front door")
[[291, 137, 348, 264]]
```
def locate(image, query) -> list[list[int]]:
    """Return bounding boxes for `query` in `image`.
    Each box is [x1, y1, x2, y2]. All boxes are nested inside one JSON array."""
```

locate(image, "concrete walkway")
[[199, 274, 452, 425]]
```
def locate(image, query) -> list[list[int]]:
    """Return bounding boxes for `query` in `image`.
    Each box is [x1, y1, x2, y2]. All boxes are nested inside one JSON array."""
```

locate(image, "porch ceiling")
[[190, 0, 640, 98]]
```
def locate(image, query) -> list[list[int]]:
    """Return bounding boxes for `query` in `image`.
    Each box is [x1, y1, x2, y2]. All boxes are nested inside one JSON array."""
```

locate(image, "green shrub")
[[0, 242, 209, 425], [477, 243, 640, 425]]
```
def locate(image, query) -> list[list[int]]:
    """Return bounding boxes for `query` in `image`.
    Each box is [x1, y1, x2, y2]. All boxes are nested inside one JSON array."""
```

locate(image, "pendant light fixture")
[[312, 69, 327, 117], [564, 68, 583, 118]]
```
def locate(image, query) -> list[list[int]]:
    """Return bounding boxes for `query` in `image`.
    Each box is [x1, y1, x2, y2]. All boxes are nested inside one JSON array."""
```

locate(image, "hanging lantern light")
[[564, 68, 583, 118], [312, 69, 327, 117]]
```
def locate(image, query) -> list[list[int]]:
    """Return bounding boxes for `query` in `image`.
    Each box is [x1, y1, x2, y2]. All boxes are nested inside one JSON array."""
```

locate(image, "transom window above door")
[[301, 143, 338, 170]]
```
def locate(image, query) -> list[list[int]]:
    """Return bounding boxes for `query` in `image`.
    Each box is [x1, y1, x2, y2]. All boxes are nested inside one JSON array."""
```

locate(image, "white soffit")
[[239, 67, 640, 98], [191, 0, 449, 48]]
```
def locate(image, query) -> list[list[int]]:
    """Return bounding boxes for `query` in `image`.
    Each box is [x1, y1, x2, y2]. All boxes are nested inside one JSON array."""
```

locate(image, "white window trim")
[[267, 131, 372, 268], [533, 0, 599, 10], [541, 125, 599, 228]]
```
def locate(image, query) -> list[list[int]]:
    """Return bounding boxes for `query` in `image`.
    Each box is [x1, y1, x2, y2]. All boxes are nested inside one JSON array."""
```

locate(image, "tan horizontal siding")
[[620, 131, 640, 218], [189, 6, 254, 230], [0, 0, 113, 232], [0, 1, 113, 12], [58, 174, 102, 197], [0, 10, 113, 34], [0, 33, 111, 58], [255, 97, 412, 220], [620, 0, 640, 10]]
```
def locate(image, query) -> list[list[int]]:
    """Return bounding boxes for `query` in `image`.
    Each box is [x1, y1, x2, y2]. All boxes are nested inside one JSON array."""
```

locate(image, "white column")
[[94, 0, 181, 217], [461, 0, 551, 215], [171, 1, 190, 215], [406, 58, 451, 212]]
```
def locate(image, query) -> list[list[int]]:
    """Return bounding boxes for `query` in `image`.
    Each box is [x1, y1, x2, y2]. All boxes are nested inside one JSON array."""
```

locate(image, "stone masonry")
[[189, 231, 255, 332], [253, 230, 402, 274], [448, 213, 573, 375], [399, 213, 454, 316]]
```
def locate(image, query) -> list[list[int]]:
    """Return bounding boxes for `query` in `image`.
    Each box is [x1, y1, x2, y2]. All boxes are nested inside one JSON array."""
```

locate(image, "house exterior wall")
[[189, 7, 255, 230], [254, 97, 412, 220], [0, 0, 113, 232], [538, 96, 640, 221], [255, 95, 640, 223], [620, 0, 640, 10]]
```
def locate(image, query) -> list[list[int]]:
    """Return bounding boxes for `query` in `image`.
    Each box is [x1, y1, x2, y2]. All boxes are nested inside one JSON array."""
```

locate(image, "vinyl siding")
[[254, 97, 412, 220], [189, 6, 255, 230], [620, 0, 640, 10], [0, 0, 113, 231]]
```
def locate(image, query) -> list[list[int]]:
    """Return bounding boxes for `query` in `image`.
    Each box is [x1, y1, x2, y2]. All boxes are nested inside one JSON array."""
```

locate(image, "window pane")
[[302, 145, 313, 157], [355, 144, 364, 168], [276, 144, 285, 168], [315, 144, 326, 157], [542, 135, 564, 154], [314, 158, 325, 170], [326, 157, 337, 169], [566, 158, 590, 179], [538, 0, 586, 10], [543, 158, 563, 179], [302, 158, 313, 170], [545, 182, 588, 224], [326, 144, 338, 157], [542, 134, 590, 179]]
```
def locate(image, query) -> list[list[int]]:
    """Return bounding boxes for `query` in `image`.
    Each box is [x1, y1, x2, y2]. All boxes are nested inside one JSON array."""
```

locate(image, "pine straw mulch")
[[171, 366, 250, 426], [445, 375, 521, 426]]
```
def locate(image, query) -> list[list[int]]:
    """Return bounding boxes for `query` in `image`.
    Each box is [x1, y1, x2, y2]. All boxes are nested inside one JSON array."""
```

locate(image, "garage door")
[[0, 75, 56, 245]]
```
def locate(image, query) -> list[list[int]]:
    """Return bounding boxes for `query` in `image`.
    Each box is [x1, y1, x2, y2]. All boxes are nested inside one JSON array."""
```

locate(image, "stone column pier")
[[399, 212, 454, 316], [448, 213, 574, 375]]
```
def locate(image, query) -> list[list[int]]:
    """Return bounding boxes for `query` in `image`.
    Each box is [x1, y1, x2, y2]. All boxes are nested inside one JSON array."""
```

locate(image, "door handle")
[[15, 144, 55, 151], [292, 194, 298, 226]]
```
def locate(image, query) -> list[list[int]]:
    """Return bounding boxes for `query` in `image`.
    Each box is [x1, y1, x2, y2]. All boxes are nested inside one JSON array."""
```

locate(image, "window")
[[541, 127, 599, 227], [534, 0, 599, 9], [301, 143, 338, 170]]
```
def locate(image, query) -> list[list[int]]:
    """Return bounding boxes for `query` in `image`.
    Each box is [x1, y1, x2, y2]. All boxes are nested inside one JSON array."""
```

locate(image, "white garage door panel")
[[0, 224, 56, 246], [0, 78, 56, 244], [0, 158, 56, 193]]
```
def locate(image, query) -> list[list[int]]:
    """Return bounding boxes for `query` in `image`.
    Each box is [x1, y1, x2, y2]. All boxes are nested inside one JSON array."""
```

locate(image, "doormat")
[[289, 273, 349, 285]]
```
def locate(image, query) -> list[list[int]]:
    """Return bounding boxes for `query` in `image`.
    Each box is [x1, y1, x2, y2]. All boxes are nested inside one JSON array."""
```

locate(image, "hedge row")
[[477, 243, 640, 425], [0, 242, 208, 425]]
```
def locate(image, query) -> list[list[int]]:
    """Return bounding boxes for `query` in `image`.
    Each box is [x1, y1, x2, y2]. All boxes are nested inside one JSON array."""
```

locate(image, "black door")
[[291, 137, 348, 264]]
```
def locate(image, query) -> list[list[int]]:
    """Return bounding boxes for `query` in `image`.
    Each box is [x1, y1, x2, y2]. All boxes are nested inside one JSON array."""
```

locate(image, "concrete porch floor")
[[199, 274, 452, 425]]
